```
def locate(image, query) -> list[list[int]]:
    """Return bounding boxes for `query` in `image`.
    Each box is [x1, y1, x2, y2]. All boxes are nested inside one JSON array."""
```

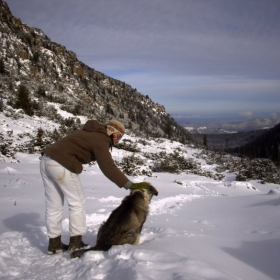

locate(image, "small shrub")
[[115, 141, 140, 152], [152, 151, 200, 174], [116, 154, 153, 177]]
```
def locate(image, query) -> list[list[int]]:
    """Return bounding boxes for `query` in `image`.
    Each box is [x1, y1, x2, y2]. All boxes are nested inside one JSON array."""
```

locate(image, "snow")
[[1, 147, 280, 279], [0, 110, 280, 279], [184, 126, 195, 131], [1, 113, 58, 136]]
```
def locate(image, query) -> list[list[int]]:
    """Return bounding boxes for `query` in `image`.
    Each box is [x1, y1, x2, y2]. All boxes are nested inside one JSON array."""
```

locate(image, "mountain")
[[182, 118, 280, 134], [228, 122, 280, 163], [0, 0, 193, 149], [193, 129, 267, 151], [191, 122, 280, 163]]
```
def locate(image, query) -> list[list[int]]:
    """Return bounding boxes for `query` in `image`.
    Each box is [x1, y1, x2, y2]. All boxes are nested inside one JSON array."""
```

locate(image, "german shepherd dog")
[[71, 183, 158, 258]]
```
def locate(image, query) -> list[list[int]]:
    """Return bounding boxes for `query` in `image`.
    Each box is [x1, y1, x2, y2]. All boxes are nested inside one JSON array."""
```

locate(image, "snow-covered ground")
[[1, 109, 280, 279], [1, 149, 280, 280]]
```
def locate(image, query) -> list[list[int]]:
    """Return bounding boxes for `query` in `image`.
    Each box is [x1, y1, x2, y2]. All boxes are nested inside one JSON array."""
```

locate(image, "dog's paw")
[[70, 249, 86, 259]]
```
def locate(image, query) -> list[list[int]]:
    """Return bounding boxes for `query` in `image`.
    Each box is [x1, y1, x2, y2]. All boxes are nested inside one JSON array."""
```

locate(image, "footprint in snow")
[[150, 194, 202, 215]]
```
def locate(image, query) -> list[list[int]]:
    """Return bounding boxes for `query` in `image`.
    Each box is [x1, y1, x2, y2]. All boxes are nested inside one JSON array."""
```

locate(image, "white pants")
[[40, 154, 87, 238]]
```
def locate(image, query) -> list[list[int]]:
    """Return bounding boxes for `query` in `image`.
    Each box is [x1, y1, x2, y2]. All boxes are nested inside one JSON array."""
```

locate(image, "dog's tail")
[[89, 244, 112, 251], [70, 244, 112, 258]]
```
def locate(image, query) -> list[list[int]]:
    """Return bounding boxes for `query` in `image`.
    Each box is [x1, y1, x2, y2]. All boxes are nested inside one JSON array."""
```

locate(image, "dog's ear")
[[148, 185, 158, 196]]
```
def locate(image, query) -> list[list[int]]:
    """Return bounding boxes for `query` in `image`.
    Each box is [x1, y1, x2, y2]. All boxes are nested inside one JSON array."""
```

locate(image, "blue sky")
[[5, 0, 280, 122]]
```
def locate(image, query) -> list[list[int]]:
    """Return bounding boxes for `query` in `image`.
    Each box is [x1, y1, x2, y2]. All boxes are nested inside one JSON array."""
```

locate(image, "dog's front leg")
[[122, 230, 138, 245], [133, 225, 144, 245]]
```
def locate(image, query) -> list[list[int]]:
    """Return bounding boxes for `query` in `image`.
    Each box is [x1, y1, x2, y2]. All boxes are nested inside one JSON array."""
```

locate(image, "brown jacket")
[[43, 120, 130, 188]]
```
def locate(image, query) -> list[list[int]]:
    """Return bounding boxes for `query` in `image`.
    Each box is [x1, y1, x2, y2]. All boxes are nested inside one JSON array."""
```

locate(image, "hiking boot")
[[69, 235, 88, 251], [47, 235, 69, 255]]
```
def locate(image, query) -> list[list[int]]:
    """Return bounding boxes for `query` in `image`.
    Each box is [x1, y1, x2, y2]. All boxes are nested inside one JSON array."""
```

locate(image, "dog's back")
[[71, 184, 158, 258], [95, 190, 151, 250]]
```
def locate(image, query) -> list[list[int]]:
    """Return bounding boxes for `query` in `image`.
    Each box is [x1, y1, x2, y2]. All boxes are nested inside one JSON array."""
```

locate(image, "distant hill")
[[181, 118, 280, 134], [193, 122, 280, 164], [228, 122, 280, 163], [193, 129, 268, 151]]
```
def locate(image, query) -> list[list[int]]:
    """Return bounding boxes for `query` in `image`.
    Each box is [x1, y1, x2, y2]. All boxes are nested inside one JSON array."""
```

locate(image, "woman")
[[40, 119, 149, 254]]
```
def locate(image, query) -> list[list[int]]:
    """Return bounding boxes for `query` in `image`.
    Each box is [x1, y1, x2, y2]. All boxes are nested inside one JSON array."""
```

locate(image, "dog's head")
[[131, 183, 158, 202], [147, 184, 158, 197]]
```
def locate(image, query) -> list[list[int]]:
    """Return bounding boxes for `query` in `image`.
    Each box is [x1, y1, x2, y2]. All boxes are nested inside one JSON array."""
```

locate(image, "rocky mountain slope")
[[0, 0, 193, 144]]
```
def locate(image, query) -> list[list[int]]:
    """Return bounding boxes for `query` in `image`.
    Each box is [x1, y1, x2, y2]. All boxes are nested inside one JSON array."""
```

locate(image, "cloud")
[[9, 0, 280, 78], [5, 0, 280, 118]]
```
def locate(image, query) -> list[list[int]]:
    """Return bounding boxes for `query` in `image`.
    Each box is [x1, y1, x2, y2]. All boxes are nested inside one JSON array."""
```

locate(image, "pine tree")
[[73, 104, 81, 116], [278, 144, 280, 164], [36, 86, 46, 97], [203, 134, 208, 148], [0, 58, 5, 74], [51, 128, 60, 142], [0, 98, 3, 112], [106, 104, 114, 115], [165, 121, 172, 139], [34, 128, 44, 147], [15, 84, 34, 116]]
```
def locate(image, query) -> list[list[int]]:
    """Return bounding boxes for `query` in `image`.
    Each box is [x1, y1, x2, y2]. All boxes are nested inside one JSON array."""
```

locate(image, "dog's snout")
[[149, 185, 158, 196]]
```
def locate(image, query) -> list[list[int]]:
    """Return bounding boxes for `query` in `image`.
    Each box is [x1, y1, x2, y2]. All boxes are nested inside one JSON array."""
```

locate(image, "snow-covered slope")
[[1, 106, 280, 280], [1, 147, 280, 279]]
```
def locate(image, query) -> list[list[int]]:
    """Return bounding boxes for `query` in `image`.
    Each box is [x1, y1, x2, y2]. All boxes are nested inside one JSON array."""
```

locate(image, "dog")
[[71, 183, 158, 258]]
